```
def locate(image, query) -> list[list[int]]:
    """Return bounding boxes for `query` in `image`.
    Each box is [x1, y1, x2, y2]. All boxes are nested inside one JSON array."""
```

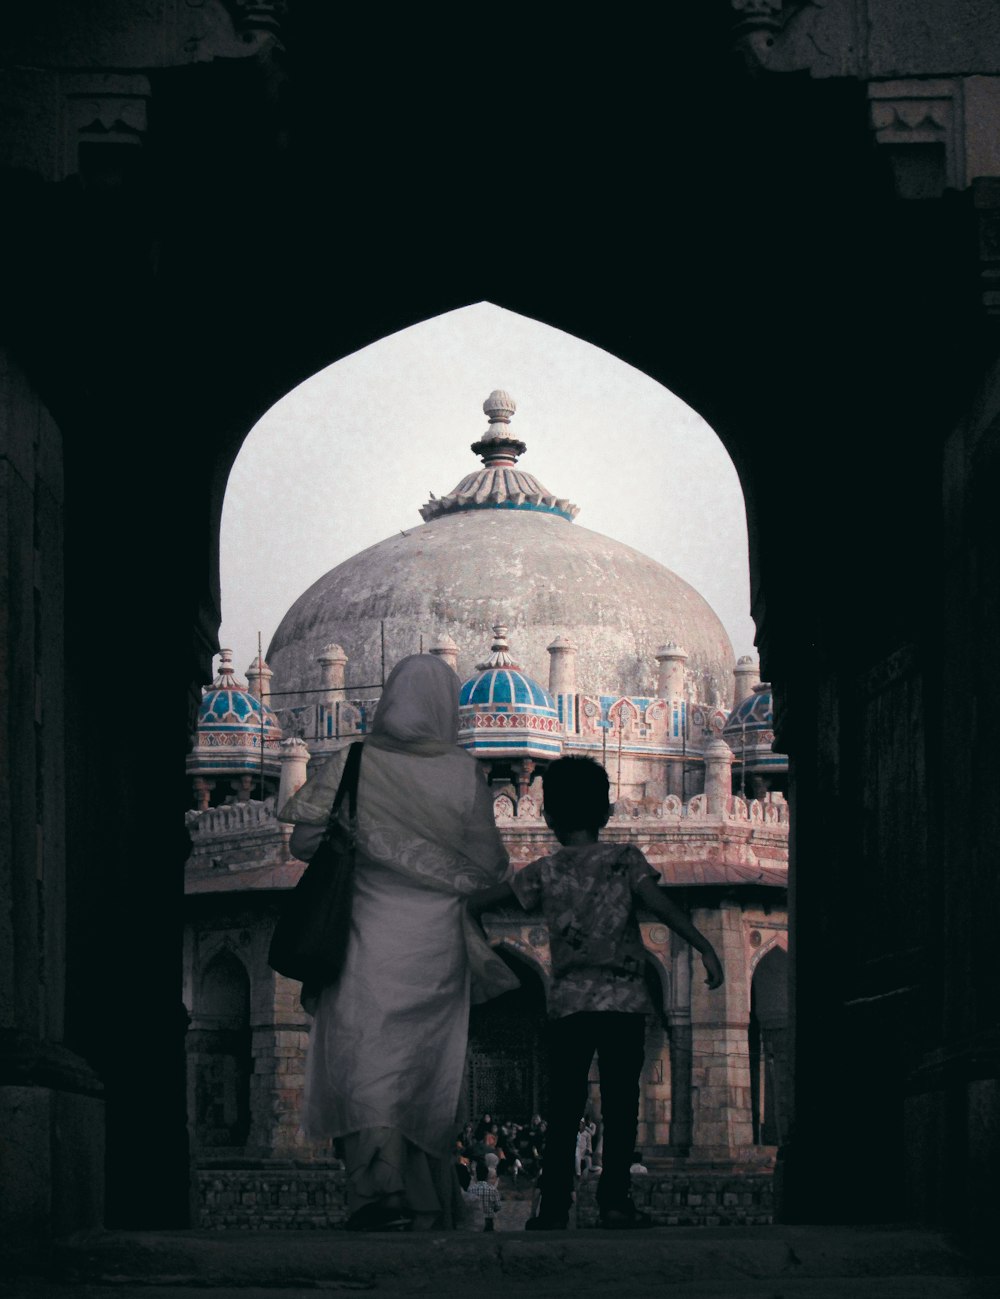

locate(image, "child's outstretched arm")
[[466, 880, 518, 935], [634, 877, 725, 988]]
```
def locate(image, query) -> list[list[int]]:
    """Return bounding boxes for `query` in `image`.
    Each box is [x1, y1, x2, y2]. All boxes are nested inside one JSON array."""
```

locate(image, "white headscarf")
[[366, 653, 459, 756], [280, 652, 507, 891]]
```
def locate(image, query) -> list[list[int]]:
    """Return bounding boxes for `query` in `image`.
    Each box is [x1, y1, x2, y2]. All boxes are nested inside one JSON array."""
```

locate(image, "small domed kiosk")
[[186, 648, 282, 808]]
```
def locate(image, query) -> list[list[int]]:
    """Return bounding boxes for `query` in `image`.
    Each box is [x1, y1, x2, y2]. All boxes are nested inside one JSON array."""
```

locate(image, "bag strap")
[[326, 741, 363, 828]]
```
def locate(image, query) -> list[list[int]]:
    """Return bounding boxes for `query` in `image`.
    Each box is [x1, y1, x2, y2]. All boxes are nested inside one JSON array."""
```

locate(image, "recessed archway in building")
[[749, 944, 790, 1149], [188, 949, 252, 1151], [467, 947, 548, 1124]]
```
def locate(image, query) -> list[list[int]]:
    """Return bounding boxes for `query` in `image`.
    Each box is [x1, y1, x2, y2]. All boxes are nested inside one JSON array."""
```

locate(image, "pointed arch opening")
[[219, 303, 756, 684], [467, 946, 548, 1124], [749, 944, 790, 1148], [181, 299, 779, 1215], [187, 950, 252, 1152]]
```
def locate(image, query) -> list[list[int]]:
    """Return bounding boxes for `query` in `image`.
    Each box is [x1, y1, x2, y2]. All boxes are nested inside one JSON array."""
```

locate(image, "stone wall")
[[196, 1164, 348, 1230], [196, 1163, 773, 1230], [577, 1170, 774, 1228]]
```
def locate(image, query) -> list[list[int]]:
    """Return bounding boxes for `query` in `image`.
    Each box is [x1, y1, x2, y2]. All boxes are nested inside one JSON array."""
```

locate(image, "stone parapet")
[[194, 1163, 773, 1231], [195, 1163, 347, 1230], [503, 815, 788, 886], [575, 1168, 774, 1228]]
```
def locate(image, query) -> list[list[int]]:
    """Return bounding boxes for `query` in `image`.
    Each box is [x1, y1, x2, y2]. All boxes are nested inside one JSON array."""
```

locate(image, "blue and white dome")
[[458, 626, 563, 760], [722, 681, 786, 776], [197, 686, 281, 739], [461, 666, 556, 713], [187, 650, 283, 779]]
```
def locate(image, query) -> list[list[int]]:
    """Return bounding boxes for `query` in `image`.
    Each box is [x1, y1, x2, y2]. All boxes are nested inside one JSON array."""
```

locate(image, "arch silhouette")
[[218, 303, 756, 677]]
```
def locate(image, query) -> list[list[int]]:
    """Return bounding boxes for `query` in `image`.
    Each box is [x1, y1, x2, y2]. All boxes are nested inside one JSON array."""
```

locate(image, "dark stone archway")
[[3, 0, 999, 1245]]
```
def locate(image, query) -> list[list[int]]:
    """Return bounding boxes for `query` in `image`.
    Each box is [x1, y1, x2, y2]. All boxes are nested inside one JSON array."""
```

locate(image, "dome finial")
[[477, 622, 518, 670], [212, 648, 247, 690], [483, 389, 517, 424], [419, 390, 579, 523], [472, 390, 526, 466]]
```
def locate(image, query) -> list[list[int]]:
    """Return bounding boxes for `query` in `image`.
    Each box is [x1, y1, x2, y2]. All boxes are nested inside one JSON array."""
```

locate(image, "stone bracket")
[[868, 79, 966, 198]]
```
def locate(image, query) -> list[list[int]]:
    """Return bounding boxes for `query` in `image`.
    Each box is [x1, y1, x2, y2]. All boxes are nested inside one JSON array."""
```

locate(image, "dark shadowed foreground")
[[3, 1224, 1000, 1299]]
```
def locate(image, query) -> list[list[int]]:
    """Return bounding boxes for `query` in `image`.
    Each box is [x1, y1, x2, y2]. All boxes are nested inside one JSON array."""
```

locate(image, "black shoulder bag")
[[268, 741, 363, 989]]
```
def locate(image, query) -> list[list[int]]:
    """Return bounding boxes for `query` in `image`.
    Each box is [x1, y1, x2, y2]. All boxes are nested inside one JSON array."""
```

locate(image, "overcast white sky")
[[219, 303, 758, 682]]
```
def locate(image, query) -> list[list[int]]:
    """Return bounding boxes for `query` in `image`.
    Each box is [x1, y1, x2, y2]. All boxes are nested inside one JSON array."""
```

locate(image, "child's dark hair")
[[542, 756, 610, 832]]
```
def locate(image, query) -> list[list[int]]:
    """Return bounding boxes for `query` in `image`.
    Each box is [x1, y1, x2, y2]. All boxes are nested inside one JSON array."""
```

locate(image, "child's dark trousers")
[[541, 1010, 646, 1220]]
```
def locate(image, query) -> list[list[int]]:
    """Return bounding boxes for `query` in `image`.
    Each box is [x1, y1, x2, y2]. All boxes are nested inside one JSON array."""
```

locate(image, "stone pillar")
[[428, 633, 459, 674], [277, 737, 310, 813], [733, 655, 759, 708], [703, 736, 734, 813], [547, 635, 578, 732], [0, 349, 109, 1238], [246, 653, 273, 703], [192, 776, 213, 811], [254, 970, 313, 1158], [655, 642, 688, 701], [732, 654, 758, 706], [316, 643, 348, 704], [316, 644, 348, 741], [640, 1017, 671, 1149], [689, 901, 754, 1161], [666, 931, 693, 1150]]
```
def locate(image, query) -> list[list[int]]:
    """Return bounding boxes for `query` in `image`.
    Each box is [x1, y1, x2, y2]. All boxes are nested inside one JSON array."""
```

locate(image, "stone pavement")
[[3, 1223, 999, 1299]]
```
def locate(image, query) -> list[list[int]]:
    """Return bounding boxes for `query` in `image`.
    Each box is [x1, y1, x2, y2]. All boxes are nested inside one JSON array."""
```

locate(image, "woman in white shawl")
[[279, 653, 518, 1230]]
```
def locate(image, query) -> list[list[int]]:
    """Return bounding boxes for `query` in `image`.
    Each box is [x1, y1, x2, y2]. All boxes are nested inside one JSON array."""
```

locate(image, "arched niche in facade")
[[467, 944, 549, 1124], [188, 949, 252, 1151], [749, 944, 790, 1148]]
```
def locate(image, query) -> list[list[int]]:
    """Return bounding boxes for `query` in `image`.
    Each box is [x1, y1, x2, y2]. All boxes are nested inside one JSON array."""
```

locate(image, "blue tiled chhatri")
[[198, 687, 281, 738], [457, 625, 564, 760], [460, 668, 557, 712]]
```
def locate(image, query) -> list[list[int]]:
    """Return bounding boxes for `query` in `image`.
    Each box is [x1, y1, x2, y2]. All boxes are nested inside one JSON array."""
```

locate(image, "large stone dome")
[[267, 392, 736, 705]]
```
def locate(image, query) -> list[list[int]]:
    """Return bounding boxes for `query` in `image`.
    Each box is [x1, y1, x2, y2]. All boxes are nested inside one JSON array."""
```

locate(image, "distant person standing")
[[471, 1161, 502, 1232], [575, 1118, 593, 1177], [469, 756, 723, 1230]]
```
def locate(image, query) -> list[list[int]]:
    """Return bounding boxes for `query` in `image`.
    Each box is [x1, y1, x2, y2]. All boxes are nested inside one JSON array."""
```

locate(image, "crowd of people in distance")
[[454, 1111, 553, 1231], [455, 1111, 549, 1184], [454, 1110, 650, 1230]]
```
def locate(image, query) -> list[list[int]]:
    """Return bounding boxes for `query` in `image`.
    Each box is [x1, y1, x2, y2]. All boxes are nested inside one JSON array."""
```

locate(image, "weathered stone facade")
[[184, 786, 789, 1169]]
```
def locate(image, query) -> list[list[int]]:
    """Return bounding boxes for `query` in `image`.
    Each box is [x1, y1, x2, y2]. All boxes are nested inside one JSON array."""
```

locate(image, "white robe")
[[303, 857, 470, 1153]]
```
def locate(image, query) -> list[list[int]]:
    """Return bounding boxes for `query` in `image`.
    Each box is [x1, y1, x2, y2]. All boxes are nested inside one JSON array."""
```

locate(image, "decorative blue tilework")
[[197, 688, 281, 739], [460, 669, 557, 713]]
